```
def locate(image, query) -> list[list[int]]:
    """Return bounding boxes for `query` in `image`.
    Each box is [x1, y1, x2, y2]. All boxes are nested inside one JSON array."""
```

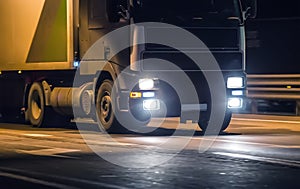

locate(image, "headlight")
[[227, 77, 244, 88], [139, 79, 154, 90]]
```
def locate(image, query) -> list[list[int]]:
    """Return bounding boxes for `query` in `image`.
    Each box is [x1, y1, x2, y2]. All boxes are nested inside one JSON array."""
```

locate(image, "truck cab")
[[0, 0, 255, 133], [77, 0, 256, 132]]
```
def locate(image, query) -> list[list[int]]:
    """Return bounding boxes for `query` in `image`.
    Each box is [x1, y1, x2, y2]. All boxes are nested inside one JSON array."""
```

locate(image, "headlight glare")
[[227, 77, 244, 88], [139, 79, 154, 90]]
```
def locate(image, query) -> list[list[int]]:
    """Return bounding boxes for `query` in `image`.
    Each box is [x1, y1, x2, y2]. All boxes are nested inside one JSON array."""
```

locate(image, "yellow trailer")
[[0, 0, 79, 125], [0, 0, 75, 71]]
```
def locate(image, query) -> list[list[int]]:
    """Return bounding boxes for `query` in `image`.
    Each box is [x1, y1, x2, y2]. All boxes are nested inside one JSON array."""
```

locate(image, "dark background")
[[246, 0, 300, 74]]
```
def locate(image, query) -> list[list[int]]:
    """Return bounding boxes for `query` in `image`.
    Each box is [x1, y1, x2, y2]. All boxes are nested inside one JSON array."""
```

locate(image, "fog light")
[[228, 98, 243, 108], [139, 79, 154, 90], [143, 99, 160, 110], [227, 77, 244, 88]]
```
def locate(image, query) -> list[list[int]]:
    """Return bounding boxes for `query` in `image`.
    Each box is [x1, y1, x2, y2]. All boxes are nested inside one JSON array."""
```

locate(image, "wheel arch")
[[93, 62, 124, 101], [24, 80, 52, 109]]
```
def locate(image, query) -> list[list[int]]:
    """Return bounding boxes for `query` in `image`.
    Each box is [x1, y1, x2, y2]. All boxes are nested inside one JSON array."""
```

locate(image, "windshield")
[[133, 0, 243, 25]]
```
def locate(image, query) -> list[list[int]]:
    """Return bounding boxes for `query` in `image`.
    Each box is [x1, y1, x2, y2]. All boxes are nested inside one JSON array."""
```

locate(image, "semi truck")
[[245, 0, 300, 114], [0, 0, 255, 132]]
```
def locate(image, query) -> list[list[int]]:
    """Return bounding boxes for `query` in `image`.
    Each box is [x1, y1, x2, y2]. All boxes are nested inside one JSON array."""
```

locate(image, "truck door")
[[78, 0, 129, 61]]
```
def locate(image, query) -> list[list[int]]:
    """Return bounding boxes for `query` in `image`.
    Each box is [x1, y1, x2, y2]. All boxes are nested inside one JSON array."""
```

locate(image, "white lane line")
[[0, 171, 78, 189], [209, 138, 300, 149], [213, 152, 300, 168], [86, 140, 139, 146], [188, 137, 300, 149], [232, 118, 300, 124], [0, 167, 129, 189], [23, 134, 53, 137], [126, 135, 300, 149], [16, 148, 81, 159]]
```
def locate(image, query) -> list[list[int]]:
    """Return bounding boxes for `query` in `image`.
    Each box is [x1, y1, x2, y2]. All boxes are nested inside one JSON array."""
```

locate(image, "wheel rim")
[[31, 90, 42, 120], [100, 92, 112, 124]]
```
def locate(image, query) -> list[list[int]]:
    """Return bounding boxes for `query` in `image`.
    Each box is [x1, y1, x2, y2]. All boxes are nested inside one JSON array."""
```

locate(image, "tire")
[[198, 110, 232, 132], [27, 82, 70, 128], [96, 80, 123, 133], [27, 82, 46, 127], [96, 79, 153, 133]]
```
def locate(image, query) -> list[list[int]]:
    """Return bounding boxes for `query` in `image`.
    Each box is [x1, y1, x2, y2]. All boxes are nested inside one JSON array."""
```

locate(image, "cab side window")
[[88, 0, 106, 29]]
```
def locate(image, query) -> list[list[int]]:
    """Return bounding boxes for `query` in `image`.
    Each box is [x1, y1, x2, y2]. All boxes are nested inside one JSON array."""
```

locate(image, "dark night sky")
[[245, 0, 300, 74], [256, 0, 300, 18]]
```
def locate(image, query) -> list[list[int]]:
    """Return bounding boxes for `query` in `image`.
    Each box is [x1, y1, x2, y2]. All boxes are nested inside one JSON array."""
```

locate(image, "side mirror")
[[118, 4, 130, 20], [242, 0, 257, 19], [106, 0, 130, 23]]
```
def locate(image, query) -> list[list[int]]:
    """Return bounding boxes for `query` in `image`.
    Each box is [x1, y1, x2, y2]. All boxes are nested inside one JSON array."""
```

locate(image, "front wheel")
[[198, 110, 232, 132], [96, 80, 124, 133], [95, 80, 151, 133]]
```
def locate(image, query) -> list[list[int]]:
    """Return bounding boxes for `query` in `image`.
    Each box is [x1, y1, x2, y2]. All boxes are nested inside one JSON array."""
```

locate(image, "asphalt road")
[[0, 114, 300, 188]]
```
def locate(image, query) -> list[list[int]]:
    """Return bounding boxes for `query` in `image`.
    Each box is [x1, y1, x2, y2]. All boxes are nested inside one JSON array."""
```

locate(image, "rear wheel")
[[27, 82, 45, 127], [27, 82, 70, 128]]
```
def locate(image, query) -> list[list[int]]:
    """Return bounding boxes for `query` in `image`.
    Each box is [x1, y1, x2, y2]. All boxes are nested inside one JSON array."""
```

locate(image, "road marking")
[[16, 148, 80, 159], [213, 152, 300, 168], [0, 171, 78, 189], [232, 117, 300, 124], [0, 167, 130, 189], [86, 140, 139, 146], [23, 134, 53, 137], [122, 135, 300, 150], [205, 138, 300, 149], [176, 136, 300, 149]]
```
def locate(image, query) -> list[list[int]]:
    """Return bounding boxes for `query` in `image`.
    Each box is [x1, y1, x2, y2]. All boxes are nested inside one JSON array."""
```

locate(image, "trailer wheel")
[[28, 82, 45, 127], [96, 80, 123, 133], [198, 110, 232, 132], [27, 82, 71, 128]]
